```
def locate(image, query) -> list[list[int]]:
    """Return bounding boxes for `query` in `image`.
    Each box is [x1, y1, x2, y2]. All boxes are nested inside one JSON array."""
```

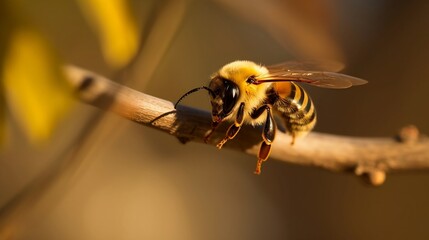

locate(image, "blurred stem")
[[126, 0, 187, 89], [64, 65, 429, 186]]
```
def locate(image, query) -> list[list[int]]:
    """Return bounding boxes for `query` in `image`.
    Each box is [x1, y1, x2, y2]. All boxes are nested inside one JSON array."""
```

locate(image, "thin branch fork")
[[64, 65, 429, 186]]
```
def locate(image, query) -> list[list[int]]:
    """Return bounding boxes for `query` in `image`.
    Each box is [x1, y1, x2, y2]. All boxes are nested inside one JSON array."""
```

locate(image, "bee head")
[[208, 76, 240, 123], [174, 75, 240, 124]]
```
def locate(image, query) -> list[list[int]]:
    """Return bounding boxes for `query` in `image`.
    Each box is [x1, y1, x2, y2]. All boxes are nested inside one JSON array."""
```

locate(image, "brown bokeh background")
[[1, 0, 429, 239]]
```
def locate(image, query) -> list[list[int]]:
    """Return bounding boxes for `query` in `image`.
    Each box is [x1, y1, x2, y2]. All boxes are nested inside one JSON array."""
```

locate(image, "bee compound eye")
[[222, 81, 239, 115]]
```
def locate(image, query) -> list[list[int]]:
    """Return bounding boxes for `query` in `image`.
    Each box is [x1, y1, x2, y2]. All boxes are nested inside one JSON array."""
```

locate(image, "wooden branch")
[[64, 65, 429, 186]]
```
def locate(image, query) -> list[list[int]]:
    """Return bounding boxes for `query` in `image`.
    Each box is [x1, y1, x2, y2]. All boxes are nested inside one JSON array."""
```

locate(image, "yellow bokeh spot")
[[77, 0, 140, 68], [3, 27, 74, 143]]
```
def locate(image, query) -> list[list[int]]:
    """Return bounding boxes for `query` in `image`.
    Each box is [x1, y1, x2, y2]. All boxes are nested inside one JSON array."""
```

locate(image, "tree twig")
[[64, 65, 429, 186]]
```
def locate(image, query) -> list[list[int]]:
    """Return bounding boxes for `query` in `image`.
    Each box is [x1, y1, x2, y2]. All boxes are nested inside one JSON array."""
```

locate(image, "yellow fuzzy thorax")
[[216, 60, 271, 125]]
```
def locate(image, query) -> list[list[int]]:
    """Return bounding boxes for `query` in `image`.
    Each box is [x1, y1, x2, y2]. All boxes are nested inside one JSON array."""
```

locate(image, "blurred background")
[[1, 0, 429, 239]]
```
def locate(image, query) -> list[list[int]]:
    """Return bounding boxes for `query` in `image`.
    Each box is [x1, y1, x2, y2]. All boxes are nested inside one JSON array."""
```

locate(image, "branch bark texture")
[[64, 65, 429, 185]]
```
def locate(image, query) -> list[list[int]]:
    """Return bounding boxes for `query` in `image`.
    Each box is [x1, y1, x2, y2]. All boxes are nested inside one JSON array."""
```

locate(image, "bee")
[[175, 60, 367, 174]]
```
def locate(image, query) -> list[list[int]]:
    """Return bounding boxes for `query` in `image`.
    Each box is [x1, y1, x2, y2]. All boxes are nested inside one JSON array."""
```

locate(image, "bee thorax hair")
[[216, 60, 271, 125]]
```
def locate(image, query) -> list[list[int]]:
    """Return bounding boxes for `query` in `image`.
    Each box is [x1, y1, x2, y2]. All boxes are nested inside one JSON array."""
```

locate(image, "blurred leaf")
[[77, 0, 140, 68], [2, 27, 74, 143]]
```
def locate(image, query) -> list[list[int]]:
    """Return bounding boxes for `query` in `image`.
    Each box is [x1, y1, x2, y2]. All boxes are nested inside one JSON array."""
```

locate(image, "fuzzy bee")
[[175, 60, 367, 174]]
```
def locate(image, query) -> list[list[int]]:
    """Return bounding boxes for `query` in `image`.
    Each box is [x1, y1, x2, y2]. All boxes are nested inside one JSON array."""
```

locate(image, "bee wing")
[[267, 60, 345, 72], [256, 71, 368, 89]]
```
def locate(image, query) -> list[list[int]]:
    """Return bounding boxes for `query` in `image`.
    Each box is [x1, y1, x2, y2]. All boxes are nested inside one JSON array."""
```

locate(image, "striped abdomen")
[[268, 82, 317, 138]]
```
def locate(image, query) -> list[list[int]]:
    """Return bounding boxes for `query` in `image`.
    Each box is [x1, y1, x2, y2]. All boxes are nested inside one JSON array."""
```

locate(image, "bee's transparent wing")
[[256, 71, 368, 89], [267, 60, 345, 73]]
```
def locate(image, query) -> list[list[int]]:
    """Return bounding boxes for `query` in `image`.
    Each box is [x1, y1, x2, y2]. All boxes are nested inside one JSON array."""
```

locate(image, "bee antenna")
[[174, 86, 215, 109]]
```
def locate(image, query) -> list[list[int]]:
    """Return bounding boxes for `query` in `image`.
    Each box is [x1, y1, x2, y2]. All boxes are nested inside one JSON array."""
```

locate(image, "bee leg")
[[216, 102, 245, 149], [251, 105, 276, 175], [204, 121, 219, 143], [216, 124, 241, 149], [255, 142, 271, 175]]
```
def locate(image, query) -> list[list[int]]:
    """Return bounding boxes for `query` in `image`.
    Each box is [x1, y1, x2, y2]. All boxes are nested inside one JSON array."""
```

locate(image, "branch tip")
[[354, 165, 387, 186], [368, 170, 386, 186], [396, 125, 420, 143]]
